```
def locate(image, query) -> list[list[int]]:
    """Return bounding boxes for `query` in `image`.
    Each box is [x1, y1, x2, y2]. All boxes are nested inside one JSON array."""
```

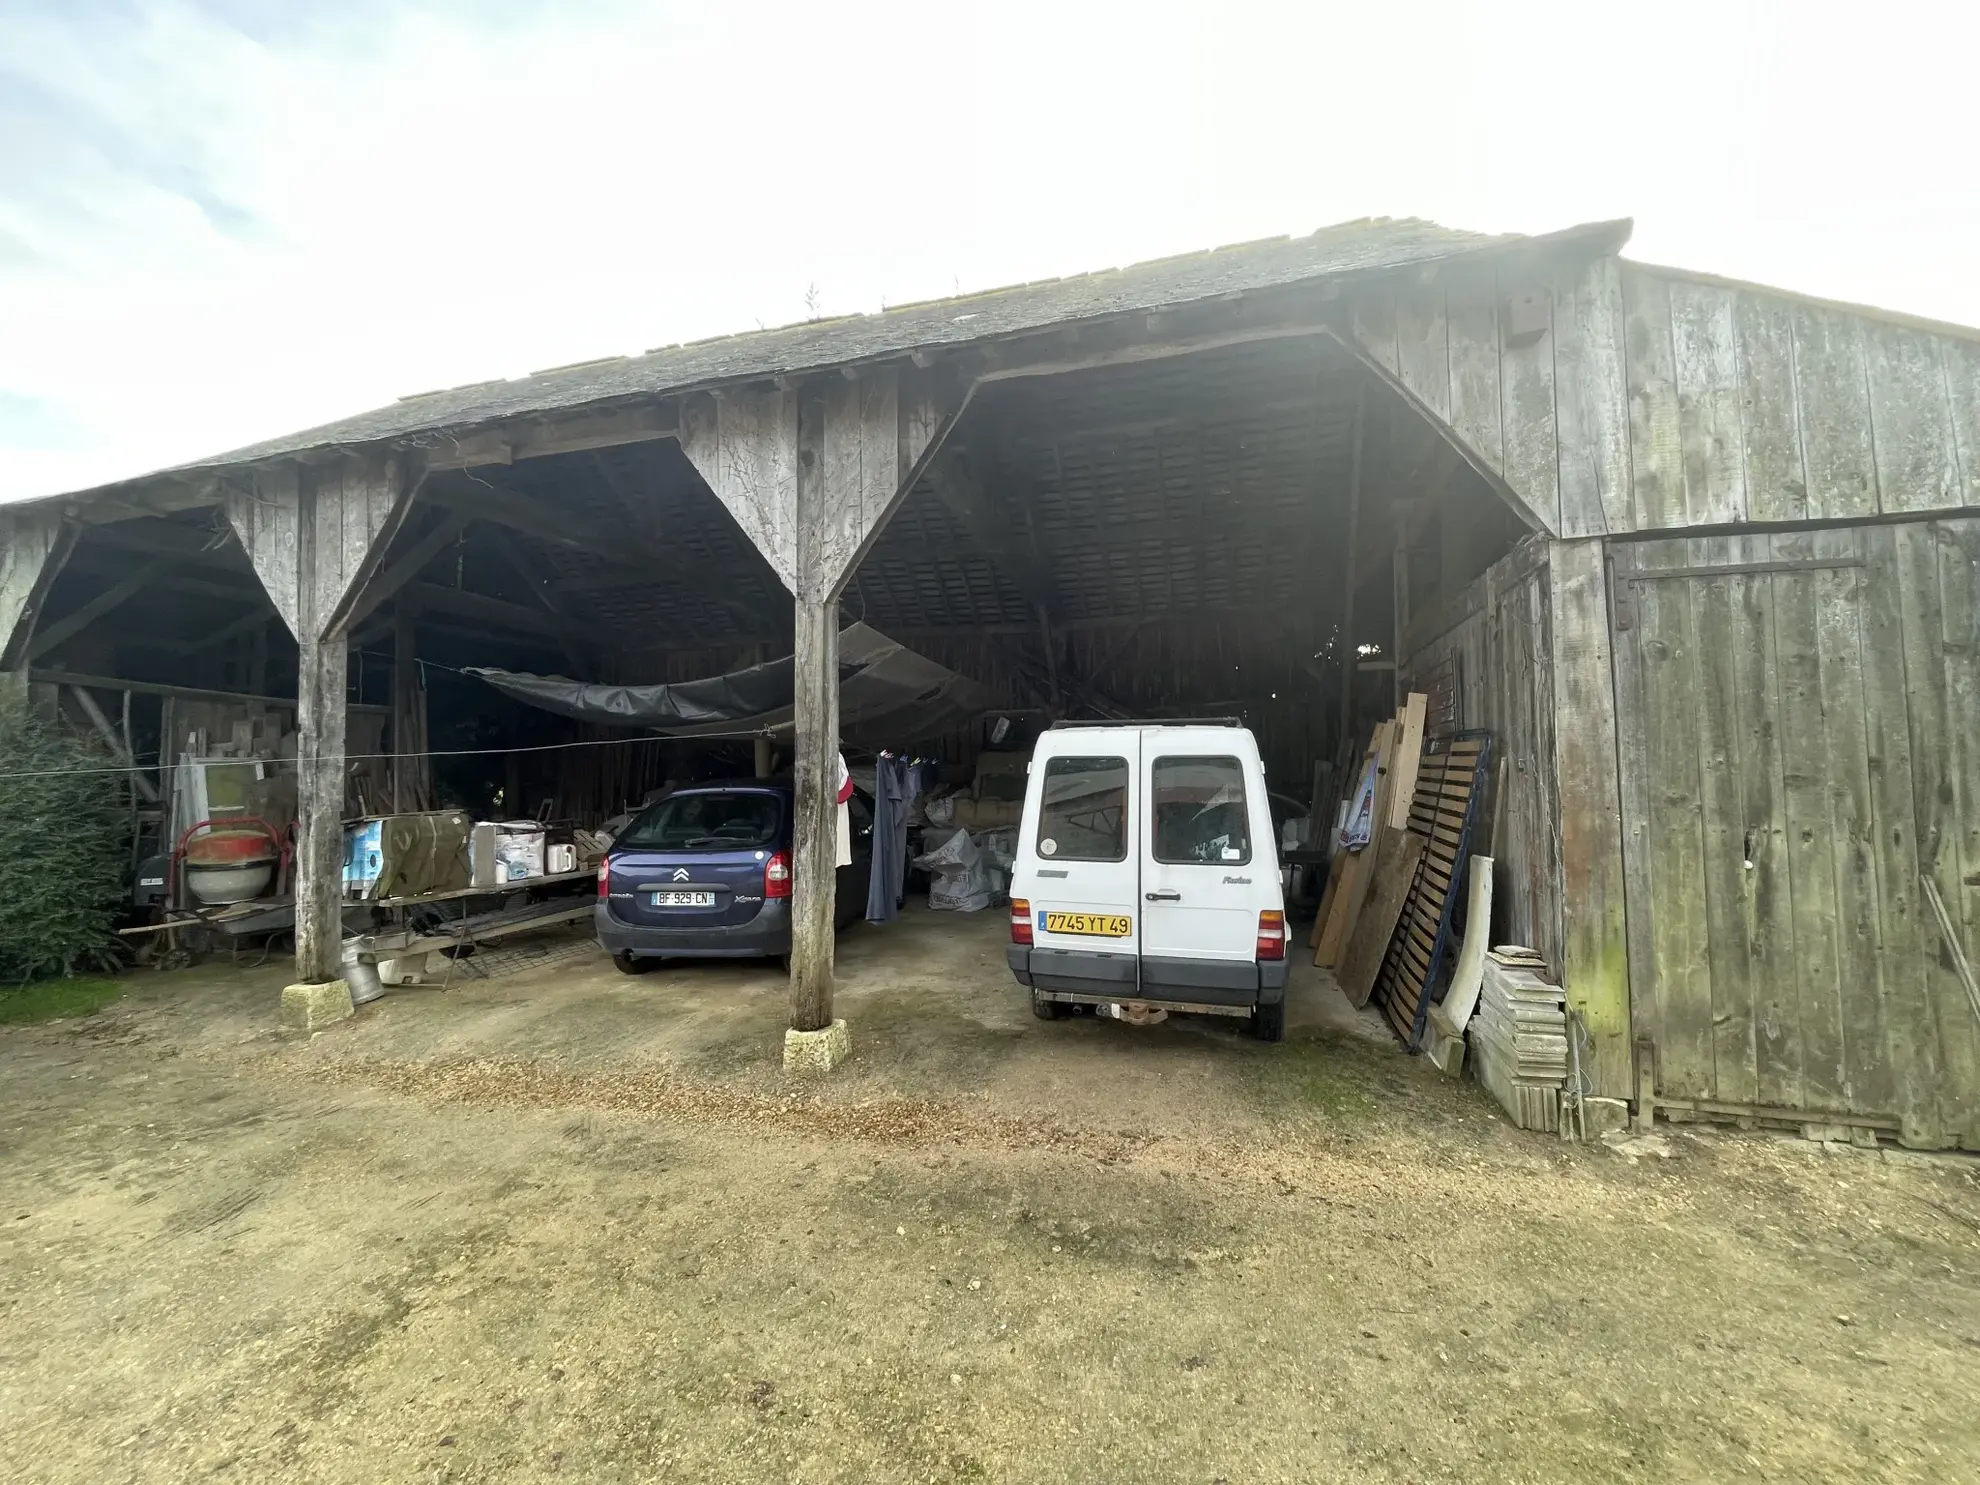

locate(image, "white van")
[[1005, 720, 1289, 1040]]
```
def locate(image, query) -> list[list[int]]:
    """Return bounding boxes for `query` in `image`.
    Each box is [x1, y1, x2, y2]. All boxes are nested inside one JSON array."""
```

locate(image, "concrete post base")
[[784, 1018, 850, 1073], [281, 979, 355, 1032], [1580, 1096, 1630, 1137]]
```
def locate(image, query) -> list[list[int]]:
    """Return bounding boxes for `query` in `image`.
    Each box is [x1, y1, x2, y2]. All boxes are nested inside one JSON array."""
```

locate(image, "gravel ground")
[[5, 905, 1979, 1483]]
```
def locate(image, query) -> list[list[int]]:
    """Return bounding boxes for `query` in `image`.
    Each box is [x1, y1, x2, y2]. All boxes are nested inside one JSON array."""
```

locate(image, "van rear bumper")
[[1007, 947, 1286, 1006]]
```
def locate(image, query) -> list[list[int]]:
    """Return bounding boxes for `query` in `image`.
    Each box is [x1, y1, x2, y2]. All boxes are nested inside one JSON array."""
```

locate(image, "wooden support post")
[[790, 595, 839, 1032], [1552, 537, 1632, 1098], [679, 367, 956, 1057], [789, 380, 843, 1034], [227, 454, 423, 989], [392, 603, 419, 812], [1391, 537, 1409, 713], [294, 631, 349, 982], [1634, 1037, 1658, 1133], [1037, 603, 1061, 715], [1336, 387, 1366, 749]]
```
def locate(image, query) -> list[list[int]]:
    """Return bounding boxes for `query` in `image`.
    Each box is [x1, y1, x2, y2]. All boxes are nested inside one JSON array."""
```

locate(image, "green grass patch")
[[0, 976, 125, 1026], [1245, 1030, 1382, 1120]]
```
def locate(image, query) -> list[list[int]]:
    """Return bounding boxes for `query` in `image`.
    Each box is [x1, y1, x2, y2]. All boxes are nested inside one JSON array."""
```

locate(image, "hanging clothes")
[[866, 754, 918, 923], [835, 752, 854, 868]]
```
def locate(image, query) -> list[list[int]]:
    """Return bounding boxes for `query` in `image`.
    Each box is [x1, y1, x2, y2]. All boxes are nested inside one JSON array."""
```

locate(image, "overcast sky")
[[1, 0, 1972, 503]]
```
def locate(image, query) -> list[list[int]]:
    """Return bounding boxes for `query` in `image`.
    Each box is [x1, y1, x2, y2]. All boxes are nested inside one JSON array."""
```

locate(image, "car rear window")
[[1151, 755, 1251, 865], [615, 792, 782, 851], [1036, 756, 1128, 861]]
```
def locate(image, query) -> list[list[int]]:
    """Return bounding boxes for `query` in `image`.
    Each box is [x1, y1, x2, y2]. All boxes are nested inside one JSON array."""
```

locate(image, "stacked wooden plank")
[[1470, 952, 1567, 1132], [1309, 719, 1392, 963], [1310, 697, 1425, 970], [1337, 829, 1424, 1007], [1370, 733, 1490, 1045]]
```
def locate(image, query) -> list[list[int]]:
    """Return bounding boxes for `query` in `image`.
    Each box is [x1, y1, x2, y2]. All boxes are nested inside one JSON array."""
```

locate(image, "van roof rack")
[[1048, 716, 1242, 729]]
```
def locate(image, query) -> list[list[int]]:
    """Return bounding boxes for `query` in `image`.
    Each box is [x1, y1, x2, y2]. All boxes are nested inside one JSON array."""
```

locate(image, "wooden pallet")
[[1371, 731, 1492, 1048]]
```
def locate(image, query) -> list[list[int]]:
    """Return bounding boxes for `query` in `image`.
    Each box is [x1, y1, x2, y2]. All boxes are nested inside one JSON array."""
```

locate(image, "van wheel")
[[1032, 991, 1071, 1020], [613, 951, 653, 976], [1251, 1000, 1286, 1043]]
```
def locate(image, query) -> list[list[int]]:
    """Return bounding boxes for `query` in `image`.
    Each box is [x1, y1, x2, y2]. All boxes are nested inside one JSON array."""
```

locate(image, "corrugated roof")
[[42, 215, 1632, 506]]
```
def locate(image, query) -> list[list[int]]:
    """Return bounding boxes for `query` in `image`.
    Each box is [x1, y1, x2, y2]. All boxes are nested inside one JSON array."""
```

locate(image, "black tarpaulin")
[[465, 624, 985, 745]]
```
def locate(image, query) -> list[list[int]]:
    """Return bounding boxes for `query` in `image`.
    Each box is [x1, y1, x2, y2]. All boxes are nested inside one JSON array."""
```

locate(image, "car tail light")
[[597, 860, 610, 898], [765, 850, 792, 899], [1256, 909, 1286, 962], [1010, 897, 1033, 946]]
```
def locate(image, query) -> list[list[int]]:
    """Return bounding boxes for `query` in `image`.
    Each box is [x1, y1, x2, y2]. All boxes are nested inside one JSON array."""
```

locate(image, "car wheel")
[[613, 951, 652, 975], [1251, 1000, 1286, 1043], [1032, 990, 1071, 1020]]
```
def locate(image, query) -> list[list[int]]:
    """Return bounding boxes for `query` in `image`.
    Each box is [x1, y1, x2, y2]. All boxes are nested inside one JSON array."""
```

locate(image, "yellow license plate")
[[1042, 911, 1132, 938]]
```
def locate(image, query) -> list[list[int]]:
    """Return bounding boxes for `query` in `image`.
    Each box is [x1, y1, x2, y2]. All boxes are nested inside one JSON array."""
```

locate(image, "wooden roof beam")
[[28, 556, 177, 659], [408, 580, 591, 641], [478, 525, 593, 675], [421, 401, 680, 472], [348, 512, 472, 624], [83, 517, 246, 569], [426, 475, 644, 565], [426, 475, 763, 632], [59, 563, 263, 607]]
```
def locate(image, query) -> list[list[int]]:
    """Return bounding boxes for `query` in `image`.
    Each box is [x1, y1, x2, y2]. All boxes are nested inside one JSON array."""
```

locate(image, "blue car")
[[596, 779, 874, 973]]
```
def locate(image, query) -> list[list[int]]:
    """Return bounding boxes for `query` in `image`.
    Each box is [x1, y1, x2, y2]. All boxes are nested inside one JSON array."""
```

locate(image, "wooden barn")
[[2, 215, 1975, 1146]]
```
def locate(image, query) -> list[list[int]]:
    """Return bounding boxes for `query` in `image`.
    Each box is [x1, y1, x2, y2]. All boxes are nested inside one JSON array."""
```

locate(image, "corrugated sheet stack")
[[1470, 948, 1567, 1132]]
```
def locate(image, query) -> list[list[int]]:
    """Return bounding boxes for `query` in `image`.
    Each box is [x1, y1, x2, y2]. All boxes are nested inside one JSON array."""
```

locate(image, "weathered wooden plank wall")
[[1902, 519, 1980, 1142], [1402, 540, 1564, 982], [682, 369, 950, 604], [1618, 266, 1980, 530], [680, 387, 802, 594], [1404, 534, 1630, 1098], [1348, 258, 1980, 546], [1611, 520, 1980, 1146], [1344, 257, 1631, 543], [225, 455, 418, 641]]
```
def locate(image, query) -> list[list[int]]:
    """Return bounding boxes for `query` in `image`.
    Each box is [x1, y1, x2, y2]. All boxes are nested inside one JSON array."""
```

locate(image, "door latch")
[[1145, 889, 1181, 902]]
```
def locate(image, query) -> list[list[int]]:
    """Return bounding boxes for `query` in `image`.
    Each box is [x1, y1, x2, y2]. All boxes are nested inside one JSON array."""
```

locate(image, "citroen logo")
[[672, 868, 691, 882]]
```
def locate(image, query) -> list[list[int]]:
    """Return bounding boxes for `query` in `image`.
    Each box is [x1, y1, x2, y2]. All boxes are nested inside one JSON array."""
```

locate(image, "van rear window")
[[1151, 756, 1251, 865], [1036, 756, 1128, 861]]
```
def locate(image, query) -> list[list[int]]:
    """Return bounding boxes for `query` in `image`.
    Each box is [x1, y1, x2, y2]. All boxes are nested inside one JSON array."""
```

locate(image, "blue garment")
[[865, 756, 920, 923]]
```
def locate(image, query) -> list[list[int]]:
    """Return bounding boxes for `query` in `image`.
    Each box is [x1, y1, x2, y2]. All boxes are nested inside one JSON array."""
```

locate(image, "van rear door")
[[1138, 728, 1273, 1004], [1022, 731, 1139, 996]]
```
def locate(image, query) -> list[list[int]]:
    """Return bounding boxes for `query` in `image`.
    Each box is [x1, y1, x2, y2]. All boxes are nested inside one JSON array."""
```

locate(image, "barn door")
[[1611, 523, 1980, 1149]]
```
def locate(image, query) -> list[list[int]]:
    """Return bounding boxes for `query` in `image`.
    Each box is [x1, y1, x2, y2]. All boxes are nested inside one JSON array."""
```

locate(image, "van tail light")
[[765, 851, 793, 900], [1256, 909, 1286, 962], [1010, 897, 1033, 947], [597, 860, 610, 898]]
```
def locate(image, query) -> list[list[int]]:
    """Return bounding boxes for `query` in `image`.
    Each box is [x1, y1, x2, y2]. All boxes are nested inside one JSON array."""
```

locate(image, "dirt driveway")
[[6, 905, 1980, 1483]]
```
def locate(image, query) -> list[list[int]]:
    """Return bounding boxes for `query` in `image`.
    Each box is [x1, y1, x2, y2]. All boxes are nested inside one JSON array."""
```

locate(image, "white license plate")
[[650, 890, 715, 907]]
